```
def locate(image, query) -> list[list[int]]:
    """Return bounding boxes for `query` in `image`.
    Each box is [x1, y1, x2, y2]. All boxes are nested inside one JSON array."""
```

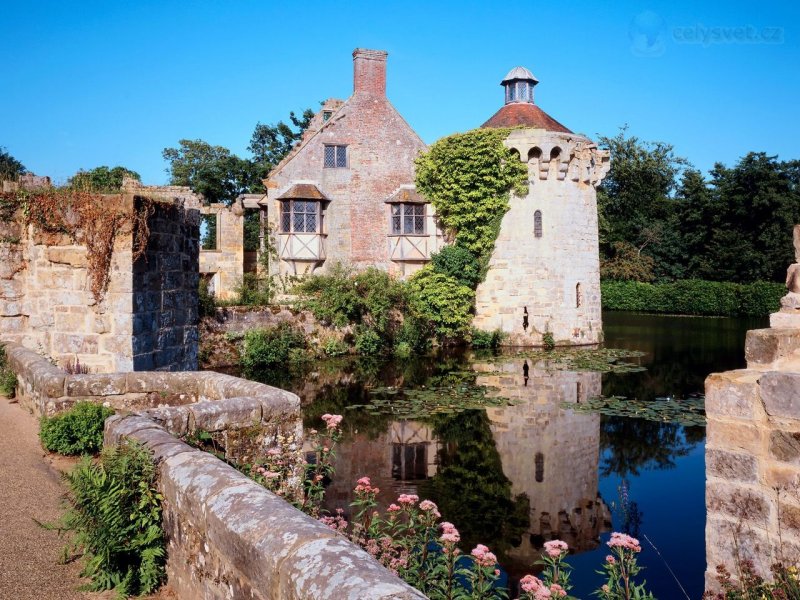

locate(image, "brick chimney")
[[353, 48, 387, 96]]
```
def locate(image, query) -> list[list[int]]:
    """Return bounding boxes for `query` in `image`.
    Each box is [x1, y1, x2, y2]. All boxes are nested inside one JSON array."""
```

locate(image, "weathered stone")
[[769, 311, 800, 329], [745, 328, 800, 369], [187, 398, 262, 432], [65, 373, 127, 397], [760, 371, 800, 418], [705, 370, 762, 420], [144, 405, 191, 436], [706, 448, 758, 482], [705, 419, 764, 454], [706, 481, 772, 522], [770, 430, 800, 464], [45, 246, 87, 268]]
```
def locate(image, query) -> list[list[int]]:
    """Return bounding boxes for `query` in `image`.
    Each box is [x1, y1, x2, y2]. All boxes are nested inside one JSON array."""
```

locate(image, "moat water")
[[249, 311, 766, 599]]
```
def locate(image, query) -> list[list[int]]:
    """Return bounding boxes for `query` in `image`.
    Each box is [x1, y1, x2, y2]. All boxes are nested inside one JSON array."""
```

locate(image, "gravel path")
[[0, 396, 85, 600]]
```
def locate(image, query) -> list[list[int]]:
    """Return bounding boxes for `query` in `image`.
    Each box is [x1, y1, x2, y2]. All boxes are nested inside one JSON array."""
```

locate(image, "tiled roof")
[[277, 183, 330, 201], [481, 103, 572, 133]]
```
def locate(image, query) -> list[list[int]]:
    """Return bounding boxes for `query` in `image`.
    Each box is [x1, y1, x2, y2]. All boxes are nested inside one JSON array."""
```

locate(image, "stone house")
[[263, 49, 445, 277]]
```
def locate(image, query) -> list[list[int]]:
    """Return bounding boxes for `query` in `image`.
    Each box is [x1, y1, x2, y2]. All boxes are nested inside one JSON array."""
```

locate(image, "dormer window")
[[324, 144, 347, 168]]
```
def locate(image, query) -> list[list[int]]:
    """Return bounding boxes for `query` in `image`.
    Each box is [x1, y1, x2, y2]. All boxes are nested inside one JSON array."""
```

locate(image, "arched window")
[[550, 147, 561, 160], [576, 283, 582, 308], [508, 147, 521, 162], [534, 210, 542, 238], [535, 452, 544, 483], [528, 147, 542, 162]]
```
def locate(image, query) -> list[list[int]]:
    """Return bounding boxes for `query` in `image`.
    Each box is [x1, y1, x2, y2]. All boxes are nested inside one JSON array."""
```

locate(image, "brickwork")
[[0, 189, 200, 372], [705, 327, 800, 592], [473, 129, 610, 346], [266, 49, 443, 277]]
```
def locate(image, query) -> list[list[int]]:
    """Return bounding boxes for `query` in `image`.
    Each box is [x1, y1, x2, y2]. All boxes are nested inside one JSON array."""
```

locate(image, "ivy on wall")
[[415, 127, 528, 265]]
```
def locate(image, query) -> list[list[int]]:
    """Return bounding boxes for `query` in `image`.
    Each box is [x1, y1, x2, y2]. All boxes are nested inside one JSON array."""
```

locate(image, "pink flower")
[[602, 584, 610, 593], [419, 499, 437, 511], [439, 521, 461, 545], [321, 413, 343, 429], [356, 476, 371, 486], [397, 493, 419, 506], [264, 471, 280, 479], [470, 543, 497, 567], [387, 503, 402, 512], [607, 532, 641, 552], [606, 554, 616, 564], [543, 539, 568, 558], [549, 584, 567, 597], [520, 574, 545, 593]]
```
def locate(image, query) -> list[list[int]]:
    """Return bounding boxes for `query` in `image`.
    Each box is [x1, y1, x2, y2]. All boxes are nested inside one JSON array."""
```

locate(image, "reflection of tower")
[[475, 360, 610, 565], [318, 420, 439, 514], [473, 67, 610, 346]]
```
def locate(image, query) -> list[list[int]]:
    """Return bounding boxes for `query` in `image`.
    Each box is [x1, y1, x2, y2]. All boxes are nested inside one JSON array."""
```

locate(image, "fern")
[[54, 441, 165, 597]]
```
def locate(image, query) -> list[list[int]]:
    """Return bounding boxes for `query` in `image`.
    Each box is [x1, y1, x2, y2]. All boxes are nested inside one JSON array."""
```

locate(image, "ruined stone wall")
[[705, 327, 800, 591], [199, 202, 244, 300], [477, 361, 609, 565], [0, 193, 199, 372], [133, 199, 200, 371], [473, 129, 609, 346]]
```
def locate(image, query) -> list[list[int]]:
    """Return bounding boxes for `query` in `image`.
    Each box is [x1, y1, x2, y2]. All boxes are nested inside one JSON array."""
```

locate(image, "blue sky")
[[2, 0, 797, 185]]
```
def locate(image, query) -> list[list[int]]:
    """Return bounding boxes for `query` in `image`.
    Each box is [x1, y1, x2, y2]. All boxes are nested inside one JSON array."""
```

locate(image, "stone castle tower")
[[472, 67, 610, 346]]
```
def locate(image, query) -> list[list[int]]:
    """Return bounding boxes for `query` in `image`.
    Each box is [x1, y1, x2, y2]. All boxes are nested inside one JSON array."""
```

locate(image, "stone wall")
[[199, 202, 244, 300], [473, 129, 610, 347], [0, 191, 200, 372], [705, 327, 800, 591]]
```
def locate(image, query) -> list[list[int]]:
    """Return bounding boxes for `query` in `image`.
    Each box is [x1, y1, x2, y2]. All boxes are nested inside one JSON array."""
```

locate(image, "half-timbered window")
[[391, 203, 425, 235], [280, 200, 320, 233], [323, 144, 347, 168]]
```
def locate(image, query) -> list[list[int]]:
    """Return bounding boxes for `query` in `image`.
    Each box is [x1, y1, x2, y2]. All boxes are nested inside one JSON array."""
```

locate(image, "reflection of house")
[[264, 49, 445, 277], [476, 360, 610, 563]]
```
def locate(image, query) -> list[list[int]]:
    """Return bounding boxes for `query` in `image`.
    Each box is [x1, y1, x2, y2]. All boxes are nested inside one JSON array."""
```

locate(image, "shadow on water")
[[235, 311, 764, 599]]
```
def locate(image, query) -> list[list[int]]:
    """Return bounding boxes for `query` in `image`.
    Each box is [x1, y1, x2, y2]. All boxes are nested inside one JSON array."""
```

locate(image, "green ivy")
[[415, 127, 528, 266], [406, 267, 474, 341]]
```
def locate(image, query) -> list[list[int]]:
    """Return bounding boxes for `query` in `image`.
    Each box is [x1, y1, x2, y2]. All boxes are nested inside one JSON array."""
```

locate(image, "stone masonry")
[[198, 200, 245, 300], [0, 183, 201, 372]]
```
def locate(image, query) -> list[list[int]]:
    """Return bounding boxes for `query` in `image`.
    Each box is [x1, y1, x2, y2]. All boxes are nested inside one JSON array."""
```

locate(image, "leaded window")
[[390, 203, 425, 235], [280, 200, 319, 233], [324, 144, 348, 168]]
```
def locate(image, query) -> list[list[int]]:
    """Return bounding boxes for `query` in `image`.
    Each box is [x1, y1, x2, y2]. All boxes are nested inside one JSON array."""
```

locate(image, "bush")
[[234, 273, 273, 306], [354, 327, 383, 356], [431, 245, 483, 289], [393, 341, 412, 358], [322, 338, 348, 357], [471, 328, 505, 349], [394, 315, 432, 353], [601, 279, 784, 317], [56, 441, 165, 596], [542, 332, 556, 350], [198, 278, 216, 318], [0, 344, 16, 398], [40, 402, 114, 455], [406, 268, 474, 342], [241, 323, 306, 373]]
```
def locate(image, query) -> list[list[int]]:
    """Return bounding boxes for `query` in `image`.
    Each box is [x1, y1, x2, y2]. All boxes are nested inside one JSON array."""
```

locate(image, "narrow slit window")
[[576, 283, 582, 308], [280, 201, 291, 233], [535, 452, 544, 483], [534, 210, 542, 238]]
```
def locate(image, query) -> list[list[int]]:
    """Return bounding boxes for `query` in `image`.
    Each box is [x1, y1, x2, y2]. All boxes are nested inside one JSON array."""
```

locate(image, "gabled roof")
[[481, 103, 572, 133], [277, 183, 330, 201], [384, 185, 427, 204]]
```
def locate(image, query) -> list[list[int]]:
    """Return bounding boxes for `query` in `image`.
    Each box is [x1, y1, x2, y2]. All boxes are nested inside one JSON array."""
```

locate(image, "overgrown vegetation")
[[601, 279, 784, 317], [39, 401, 114, 455], [241, 322, 307, 373], [0, 344, 17, 397], [68, 166, 140, 192], [53, 441, 165, 597]]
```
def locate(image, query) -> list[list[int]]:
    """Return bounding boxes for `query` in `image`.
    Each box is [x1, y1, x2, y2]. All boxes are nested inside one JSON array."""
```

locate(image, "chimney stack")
[[353, 48, 388, 96]]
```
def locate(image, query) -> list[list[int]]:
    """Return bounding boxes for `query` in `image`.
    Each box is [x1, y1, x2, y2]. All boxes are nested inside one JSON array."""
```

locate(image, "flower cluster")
[[440, 521, 461, 545], [321, 413, 343, 430], [607, 532, 641, 552], [543, 539, 569, 558], [471, 543, 498, 568], [519, 574, 567, 599], [354, 476, 380, 495]]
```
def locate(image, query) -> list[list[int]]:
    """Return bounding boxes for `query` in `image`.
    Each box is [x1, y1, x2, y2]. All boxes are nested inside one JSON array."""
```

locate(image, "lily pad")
[[564, 395, 706, 427]]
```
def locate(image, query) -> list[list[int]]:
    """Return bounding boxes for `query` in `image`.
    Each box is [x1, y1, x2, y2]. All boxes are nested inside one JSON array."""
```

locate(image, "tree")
[[69, 166, 140, 192], [162, 140, 257, 205], [248, 108, 315, 182], [0, 146, 26, 180]]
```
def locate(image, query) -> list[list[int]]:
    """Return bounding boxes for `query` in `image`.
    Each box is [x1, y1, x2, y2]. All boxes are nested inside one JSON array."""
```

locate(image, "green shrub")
[[471, 328, 505, 349], [354, 327, 383, 356], [431, 245, 483, 289], [407, 268, 474, 342], [40, 402, 114, 455], [198, 278, 216, 318], [322, 338, 348, 357], [393, 341, 412, 358], [394, 315, 431, 353], [0, 344, 16, 398], [542, 332, 556, 351], [241, 323, 306, 372], [56, 441, 165, 596], [601, 279, 784, 317], [234, 273, 273, 306]]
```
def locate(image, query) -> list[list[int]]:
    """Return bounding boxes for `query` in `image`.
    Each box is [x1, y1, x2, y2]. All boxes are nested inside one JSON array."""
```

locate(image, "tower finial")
[[501, 66, 538, 104]]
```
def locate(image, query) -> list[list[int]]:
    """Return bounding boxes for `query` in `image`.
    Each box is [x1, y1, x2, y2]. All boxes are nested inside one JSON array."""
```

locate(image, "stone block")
[[706, 448, 758, 483], [52, 333, 99, 354], [704, 370, 763, 420], [188, 398, 262, 432], [65, 373, 127, 397], [705, 419, 764, 454], [104, 414, 163, 447], [770, 311, 800, 329], [769, 430, 800, 464], [706, 481, 773, 522], [127, 426, 193, 462], [125, 371, 201, 396], [45, 246, 87, 268], [745, 328, 800, 369], [144, 406, 191, 436], [760, 371, 800, 418]]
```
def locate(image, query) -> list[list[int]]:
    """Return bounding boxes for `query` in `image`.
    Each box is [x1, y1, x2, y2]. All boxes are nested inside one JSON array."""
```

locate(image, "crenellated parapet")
[[505, 130, 610, 186]]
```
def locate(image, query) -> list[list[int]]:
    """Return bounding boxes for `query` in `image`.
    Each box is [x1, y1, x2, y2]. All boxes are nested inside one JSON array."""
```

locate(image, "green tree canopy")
[[0, 146, 26, 180], [248, 108, 315, 181], [69, 165, 140, 192]]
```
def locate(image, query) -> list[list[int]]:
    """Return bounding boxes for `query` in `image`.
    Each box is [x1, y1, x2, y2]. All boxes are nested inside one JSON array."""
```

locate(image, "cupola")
[[502, 66, 538, 104]]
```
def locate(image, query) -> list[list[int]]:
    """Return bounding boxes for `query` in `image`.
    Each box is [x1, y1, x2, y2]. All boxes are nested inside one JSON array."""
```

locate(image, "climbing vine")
[[415, 127, 528, 266], [0, 188, 157, 302]]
